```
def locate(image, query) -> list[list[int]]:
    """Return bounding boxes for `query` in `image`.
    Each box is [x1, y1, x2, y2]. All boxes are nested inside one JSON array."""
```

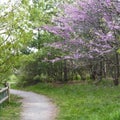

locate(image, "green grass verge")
[[23, 83, 120, 120], [0, 95, 22, 120]]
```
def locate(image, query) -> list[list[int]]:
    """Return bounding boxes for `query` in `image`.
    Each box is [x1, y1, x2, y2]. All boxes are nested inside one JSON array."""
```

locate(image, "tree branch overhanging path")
[[10, 89, 57, 120]]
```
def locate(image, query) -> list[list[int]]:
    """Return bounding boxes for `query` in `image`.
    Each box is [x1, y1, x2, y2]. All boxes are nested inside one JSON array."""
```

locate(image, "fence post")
[[4, 82, 10, 103]]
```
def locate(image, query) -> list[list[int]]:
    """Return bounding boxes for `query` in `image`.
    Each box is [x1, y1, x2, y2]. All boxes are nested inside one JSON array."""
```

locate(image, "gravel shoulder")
[[10, 89, 57, 120]]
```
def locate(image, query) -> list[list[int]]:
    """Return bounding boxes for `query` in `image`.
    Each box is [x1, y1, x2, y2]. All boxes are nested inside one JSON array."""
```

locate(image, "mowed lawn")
[[26, 83, 120, 120]]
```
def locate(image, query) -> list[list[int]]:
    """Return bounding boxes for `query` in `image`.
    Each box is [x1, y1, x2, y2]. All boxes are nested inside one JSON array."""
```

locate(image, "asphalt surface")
[[10, 89, 57, 120]]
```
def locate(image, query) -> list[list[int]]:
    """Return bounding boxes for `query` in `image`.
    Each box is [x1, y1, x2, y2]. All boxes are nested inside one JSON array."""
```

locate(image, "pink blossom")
[[43, 0, 120, 60]]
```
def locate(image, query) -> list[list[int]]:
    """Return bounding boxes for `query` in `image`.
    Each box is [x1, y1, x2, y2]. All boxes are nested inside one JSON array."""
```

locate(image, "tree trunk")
[[103, 61, 107, 78], [90, 64, 97, 81], [98, 60, 103, 81], [113, 53, 119, 86], [63, 60, 68, 82]]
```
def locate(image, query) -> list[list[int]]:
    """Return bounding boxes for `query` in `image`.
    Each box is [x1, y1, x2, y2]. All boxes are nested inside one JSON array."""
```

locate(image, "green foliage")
[[73, 74, 81, 80], [16, 47, 63, 85], [30, 0, 58, 26], [0, 0, 33, 83], [8, 75, 19, 83]]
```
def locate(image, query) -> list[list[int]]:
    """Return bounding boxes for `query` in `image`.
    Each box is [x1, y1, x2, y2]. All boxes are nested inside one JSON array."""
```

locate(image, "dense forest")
[[0, 0, 120, 86]]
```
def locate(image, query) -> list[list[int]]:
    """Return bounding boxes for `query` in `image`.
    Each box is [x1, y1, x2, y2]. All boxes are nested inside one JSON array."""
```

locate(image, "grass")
[[0, 95, 22, 120], [23, 83, 120, 120]]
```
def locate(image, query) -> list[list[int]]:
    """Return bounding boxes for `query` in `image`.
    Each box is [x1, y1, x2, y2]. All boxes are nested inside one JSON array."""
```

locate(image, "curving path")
[[10, 89, 57, 120]]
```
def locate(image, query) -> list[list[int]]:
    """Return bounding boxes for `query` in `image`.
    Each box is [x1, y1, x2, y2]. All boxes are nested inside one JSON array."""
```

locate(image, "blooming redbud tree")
[[44, 0, 120, 85]]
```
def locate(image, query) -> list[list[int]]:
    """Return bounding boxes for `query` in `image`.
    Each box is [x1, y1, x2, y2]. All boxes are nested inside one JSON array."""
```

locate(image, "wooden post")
[[4, 82, 10, 102]]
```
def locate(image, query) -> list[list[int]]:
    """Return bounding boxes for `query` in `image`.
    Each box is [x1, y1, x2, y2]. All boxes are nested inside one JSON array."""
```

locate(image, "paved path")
[[10, 89, 57, 120]]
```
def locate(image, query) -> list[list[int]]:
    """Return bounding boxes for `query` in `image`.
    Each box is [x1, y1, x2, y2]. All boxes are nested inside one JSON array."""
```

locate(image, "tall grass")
[[0, 95, 22, 120], [26, 83, 120, 120]]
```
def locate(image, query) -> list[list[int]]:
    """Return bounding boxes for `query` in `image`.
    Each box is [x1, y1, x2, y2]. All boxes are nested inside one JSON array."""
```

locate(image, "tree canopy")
[[0, 0, 33, 82], [0, 0, 120, 85]]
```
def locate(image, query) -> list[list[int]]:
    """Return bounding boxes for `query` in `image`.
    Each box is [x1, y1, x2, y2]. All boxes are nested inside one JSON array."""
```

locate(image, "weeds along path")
[[10, 89, 57, 120]]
